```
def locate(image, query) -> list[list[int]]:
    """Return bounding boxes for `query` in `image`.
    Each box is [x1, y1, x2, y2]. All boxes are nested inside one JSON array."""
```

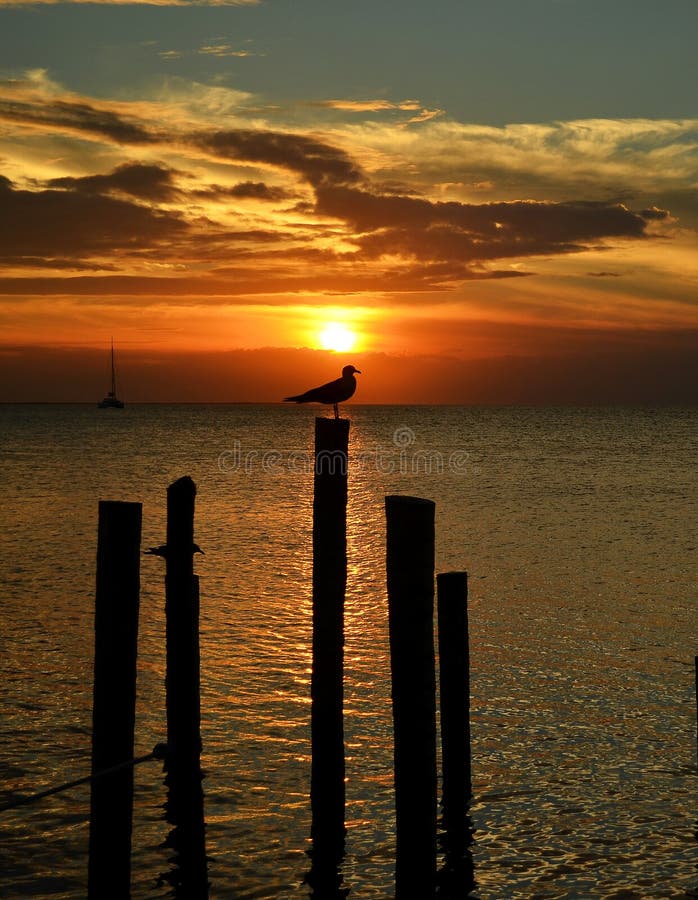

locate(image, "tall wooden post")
[[88, 500, 142, 899], [164, 476, 208, 898], [310, 417, 349, 865], [385, 495, 437, 898], [165, 476, 201, 780], [437, 571, 472, 839]]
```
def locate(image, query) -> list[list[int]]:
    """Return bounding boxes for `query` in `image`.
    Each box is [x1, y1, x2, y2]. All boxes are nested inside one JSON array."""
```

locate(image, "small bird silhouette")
[[284, 365, 361, 418], [144, 543, 205, 558]]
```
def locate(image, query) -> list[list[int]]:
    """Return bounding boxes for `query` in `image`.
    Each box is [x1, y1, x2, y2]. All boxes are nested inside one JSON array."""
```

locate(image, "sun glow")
[[318, 322, 357, 352]]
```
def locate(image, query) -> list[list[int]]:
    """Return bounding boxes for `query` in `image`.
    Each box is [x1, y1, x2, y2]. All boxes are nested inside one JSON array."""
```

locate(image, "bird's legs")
[[333, 402, 339, 419]]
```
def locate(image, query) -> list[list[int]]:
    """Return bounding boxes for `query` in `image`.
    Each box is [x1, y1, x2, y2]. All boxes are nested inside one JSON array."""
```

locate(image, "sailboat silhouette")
[[98, 339, 125, 409]]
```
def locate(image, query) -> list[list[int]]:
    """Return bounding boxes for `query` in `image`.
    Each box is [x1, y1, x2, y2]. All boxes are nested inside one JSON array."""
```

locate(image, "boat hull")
[[98, 396, 124, 409]]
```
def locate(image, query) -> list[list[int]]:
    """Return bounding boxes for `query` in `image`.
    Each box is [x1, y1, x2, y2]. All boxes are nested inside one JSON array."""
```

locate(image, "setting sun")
[[318, 322, 357, 352]]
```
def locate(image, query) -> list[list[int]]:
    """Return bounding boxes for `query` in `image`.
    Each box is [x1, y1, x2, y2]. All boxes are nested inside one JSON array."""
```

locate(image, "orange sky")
[[1, 15, 697, 402]]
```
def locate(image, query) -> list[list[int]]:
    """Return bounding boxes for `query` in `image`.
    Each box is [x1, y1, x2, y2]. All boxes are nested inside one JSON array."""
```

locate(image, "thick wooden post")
[[88, 500, 142, 900], [385, 495, 437, 898], [437, 571, 472, 839], [164, 476, 208, 898], [310, 417, 349, 863]]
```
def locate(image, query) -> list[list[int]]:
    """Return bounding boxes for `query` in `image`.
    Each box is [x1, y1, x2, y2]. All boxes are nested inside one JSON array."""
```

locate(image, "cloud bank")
[[1, 72, 687, 305]]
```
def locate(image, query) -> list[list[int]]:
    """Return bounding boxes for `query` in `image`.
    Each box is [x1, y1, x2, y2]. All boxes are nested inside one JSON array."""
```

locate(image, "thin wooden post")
[[437, 571, 472, 840], [695, 655, 698, 767], [385, 495, 437, 898], [164, 476, 208, 898], [88, 500, 142, 900], [310, 417, 349, 864]]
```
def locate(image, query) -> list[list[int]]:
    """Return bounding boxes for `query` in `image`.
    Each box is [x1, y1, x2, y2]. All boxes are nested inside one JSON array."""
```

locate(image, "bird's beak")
[[355, 368, 362, 374]]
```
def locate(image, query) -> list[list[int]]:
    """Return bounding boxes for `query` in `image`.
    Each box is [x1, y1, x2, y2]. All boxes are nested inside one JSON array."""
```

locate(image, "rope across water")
[[0, 743, 168, 814]]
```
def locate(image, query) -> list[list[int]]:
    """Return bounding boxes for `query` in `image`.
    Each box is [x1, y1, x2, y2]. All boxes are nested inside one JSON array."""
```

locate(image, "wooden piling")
[[385, 495, 437, 897], [88, 500, 142, 900], [310, 417, 349, 860], [165, 476, 201, 773], [695, 655, 698, 766], [164, 476, 208, 897], [437, 571, 472, 839]]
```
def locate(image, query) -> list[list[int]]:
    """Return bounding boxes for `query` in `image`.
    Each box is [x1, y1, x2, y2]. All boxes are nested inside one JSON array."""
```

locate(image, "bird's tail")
[[284, 395, 302, 402]]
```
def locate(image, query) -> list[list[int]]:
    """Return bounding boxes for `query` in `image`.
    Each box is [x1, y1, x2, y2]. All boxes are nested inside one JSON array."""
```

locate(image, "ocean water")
[[0, 403, 696, 899]]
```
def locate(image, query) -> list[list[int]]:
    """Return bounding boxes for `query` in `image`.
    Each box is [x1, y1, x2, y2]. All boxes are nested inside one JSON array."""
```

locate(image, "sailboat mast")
[[110, 338, 116, 396], [99, 338, 124, 407]]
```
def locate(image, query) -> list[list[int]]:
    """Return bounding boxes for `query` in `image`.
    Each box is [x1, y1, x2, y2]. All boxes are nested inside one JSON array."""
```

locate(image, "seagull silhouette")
[[284, 365, 361, 418]]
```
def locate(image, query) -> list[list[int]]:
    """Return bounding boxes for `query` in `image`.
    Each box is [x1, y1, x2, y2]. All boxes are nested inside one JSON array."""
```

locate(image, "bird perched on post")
[[284, 365, 361, 418]]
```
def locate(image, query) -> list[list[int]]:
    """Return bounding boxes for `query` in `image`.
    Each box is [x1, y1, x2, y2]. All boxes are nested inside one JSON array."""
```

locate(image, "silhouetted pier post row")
[[437, 571, 472, 837], [385, 495, 438, 898], [88, 500, 142, 900], [163, 476, 208, 898], [310, 416, 350, 873]]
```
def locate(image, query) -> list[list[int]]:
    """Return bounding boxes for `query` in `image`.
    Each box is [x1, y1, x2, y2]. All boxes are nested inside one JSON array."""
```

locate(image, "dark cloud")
[[317, 186, 653, 240], [191, 180, 295, 202], [182, 227, 294, 254], [212, 246, 345, 264], [198, 129, 364, 187], [0, 257, 529, 298], [354, 224, 581, 262], [0, 255, 117, 271], [224, 181, 294, 201], [0, 176, 187, 260], [644, 189, 698, 229], [48, 163, 179, 201], [313, 186, 666, 268], [0, 98, 156, 144], [193, 228, 291, 243], [640, 206, 670, 220]]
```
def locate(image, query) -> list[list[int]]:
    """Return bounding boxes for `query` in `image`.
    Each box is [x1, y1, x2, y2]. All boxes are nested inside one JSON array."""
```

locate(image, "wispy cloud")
[[317, 99, 424, 112], [346, 117, 698, 199], [0, 96, 157, 143], [311, 97, 444, 126], [156, 40, 261, 60], [198, 43, 258, 58], [0, 70, 160, 142]]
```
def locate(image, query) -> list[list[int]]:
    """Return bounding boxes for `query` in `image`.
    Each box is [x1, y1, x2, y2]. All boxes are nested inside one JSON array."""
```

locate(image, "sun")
[[318, 322, 357, 352]]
